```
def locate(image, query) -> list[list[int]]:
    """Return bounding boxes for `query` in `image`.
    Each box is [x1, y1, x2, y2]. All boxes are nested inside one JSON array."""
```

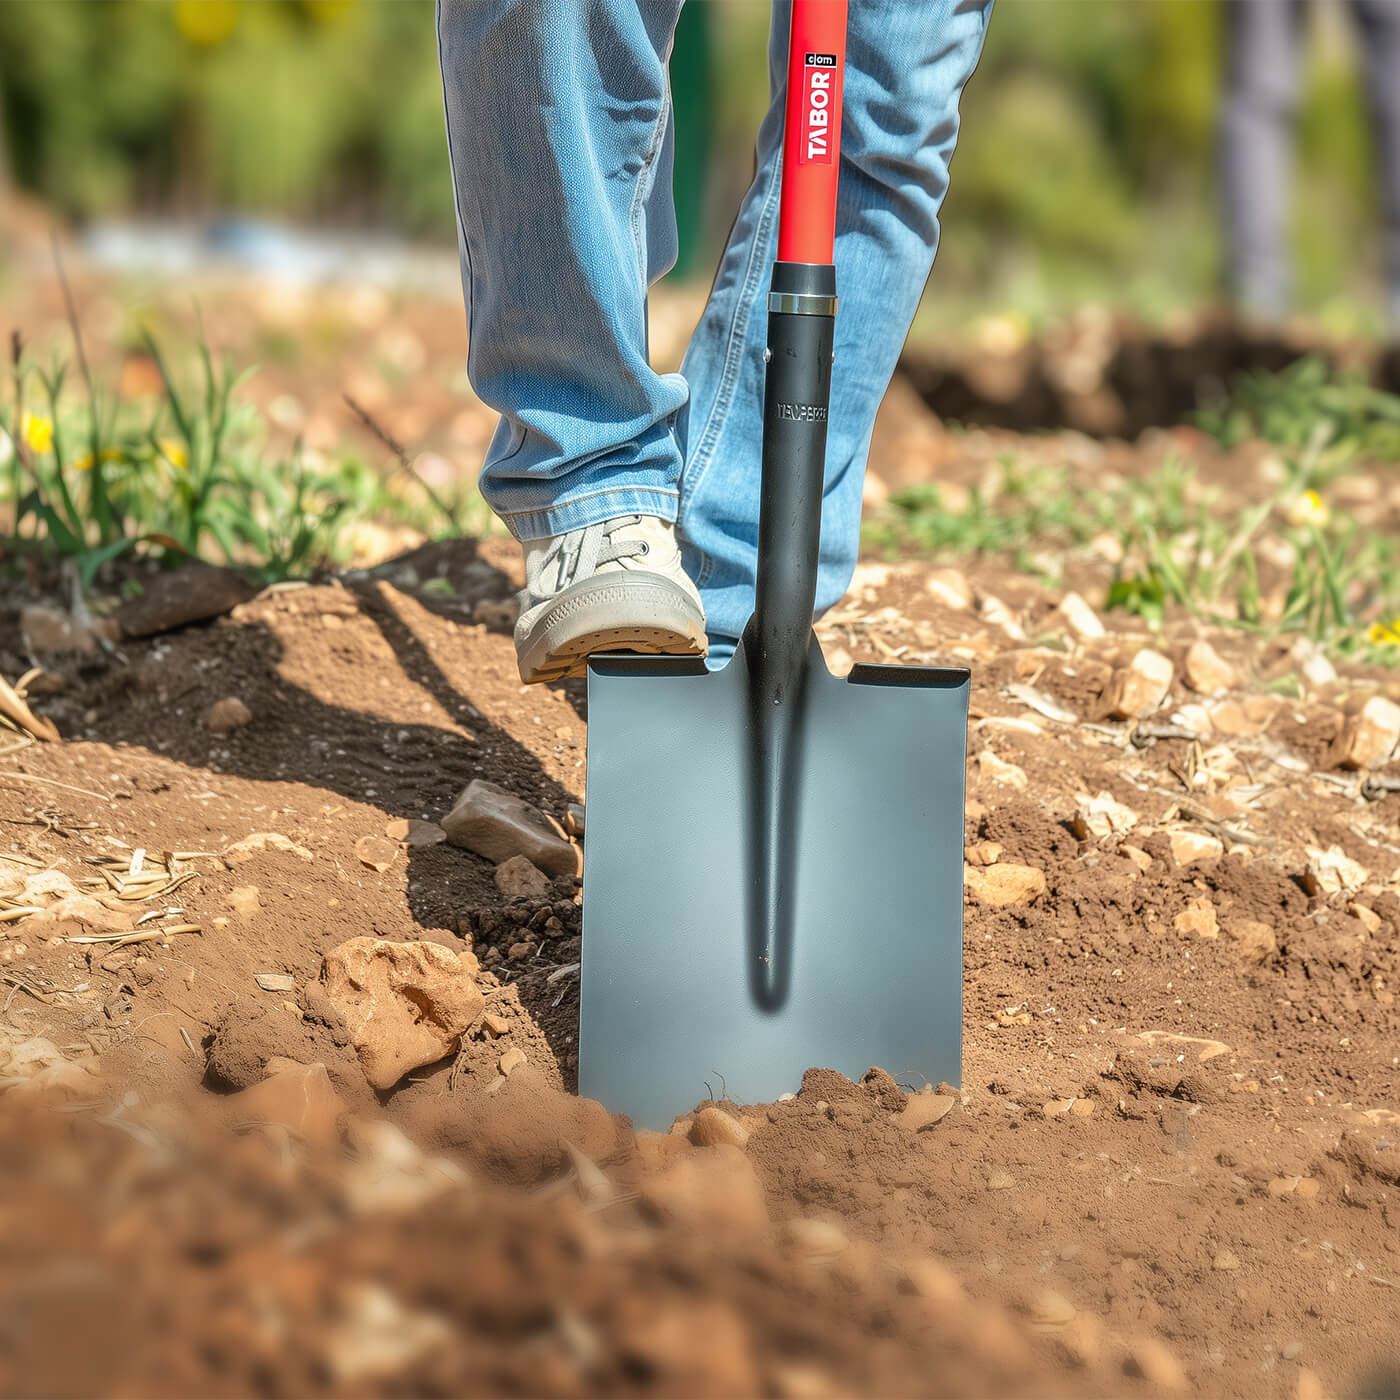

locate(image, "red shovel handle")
[[777, 0, 848, 265]]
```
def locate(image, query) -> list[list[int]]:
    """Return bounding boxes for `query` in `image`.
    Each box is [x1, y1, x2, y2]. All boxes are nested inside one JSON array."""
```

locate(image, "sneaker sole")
[[516, 573, 707, 684]]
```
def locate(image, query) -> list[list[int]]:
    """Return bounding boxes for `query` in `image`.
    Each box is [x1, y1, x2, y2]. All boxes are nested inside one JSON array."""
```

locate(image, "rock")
[[1137, 1030, 1233, 1062], [224, 831, 314, 865], [689, 1105, 751, 1149], [1209, 694, 1281, 736], [341, 1117, 469, 1216], [1225, 919, 1276, 963], [441, 779, 580, 878], [965, 862, 1046, 908], [1329, 696, 1400, 770], [1173, 701, 1214, 735], [383, 817, 447, 848], [480, 1011, 510, 1037], [926, 568, 971, 610], [1303, 845, 1368, 898], [1168, 830, 1224, 865], [471, 597, 520, 632], [507, 940, 533, 961], [640, 1143, 769, 1232], [1103, 649, 1173, 719], [1182, 639, 1238, 694], [320, 937, 484, 1090], [494, 854, 552, 900], [116, 562, 256, 637], [1042, 1098, 1076, 1117], [965, 840, 1002, 867], [1072, 791, 1138, 840], [1350, 903, 1382, 934], [231, 1060, 344, 1149], [896, 1092, 955, 1131], [1123, 1336, 1188, 1391], [321, 1282, 452, 1385], [1173, 897, 1219, 940], [987, 1170, 1015, 1191], [204, 697, 252, 732], [1027, 1289, 1077, 1331], [355, 835, 399, 872], [1069, 1098, 1096, 1117], [783, 1218, 849, 1260], [1056, 591, 1105, 640], [498, 1045, 526, 1076], [254, 972, 295, 993], [0, 1036, 95, 1098], [980, 594, 1025, 640], [1120, 844, 1153, 873], [1213, 1248, 1240, 1271], [230, 886, 261, 918], [901, 1256, 966, 1306], [20, 605, 95, 654], [977, 750, 1027, 790]]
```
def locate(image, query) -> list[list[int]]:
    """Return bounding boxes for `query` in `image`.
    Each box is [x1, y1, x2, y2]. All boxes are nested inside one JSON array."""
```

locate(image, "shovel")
[[580, 0, 970, 1129]]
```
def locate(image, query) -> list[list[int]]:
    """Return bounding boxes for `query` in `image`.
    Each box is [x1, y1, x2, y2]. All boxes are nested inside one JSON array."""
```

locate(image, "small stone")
[[320, 937, 484, 1090], [204, 697, 252, 732], [1042, 1098, 1075, 1118], [689, 1105, 752, 1149], [494, 854, 552, 900], [639, 1144, 769, 1231], [1213, 1249, 1240, 1271], [507, 940, 533, 960], [20, 606, 95, 654], [1173, 701, 1214, 735], [224, 831, 314, 865], [987, 1170, 1015, 1191], [977, 750, 1027, 790], [231, 1060, 343, 1150], [341, 1117, 470, 1217], [901, 1256, 966, 1306], [896, 1092, 955, 1131], [1225, 919, 1276, 963], [563, 803, 586, 838], [1124, 1337, 1188, 1391], [254, 972, 295, 993], [1329, 695, 1400, 770], [964, 862, 1046, 907], [1174, 897, 1219, 940], [230, 886, 261, 918], [498, 1045, 526, 1076], [980, 594, 1025, 640], [321, 1281, 452, 1385], [481, 1011, 510, 1037], [1137, 1030, 1233, 1061], [1120, 844, 1153, 873], [355, 835, 399, 872], [1350, 903, 1382, 934], [1183, 639, 1238, 694], [1168, 830, 1224, 866], [1027, 1289, 1077, 1331], [965, 840, 1002, 867], [384, 818, 411, 841], [471, 597, 520, 632], [1103, 649, 1173, 719], [926, 568, 971, 610], [1057, 592, 1105, 641], [1072, 791, 1138, 840], [441, 778, 580, 878], [1208, 695, 1280, 736], [116, 562, 256, 637], [1068, 1098, 1095, 1118], [385, 817, 446, 848], [1295, 1177, 1320, 1199], [783, 1217, 849, 1260], [1304, 845, 1368, 898]]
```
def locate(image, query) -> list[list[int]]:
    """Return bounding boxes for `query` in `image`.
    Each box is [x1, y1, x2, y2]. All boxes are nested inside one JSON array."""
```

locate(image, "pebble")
[[498, 1046, 526, 1076], [385, 818, 447, 848], [1138, 1030, 1233, 1061], [689, 1105, 752, 1149], [896, 1092, 956, 1132], [977, 750, 1028, 790], [1168, 830, 1224, 866], [1225, 919, 1276, 964], [472, 597, 520, 632], [354, 835, 399, 872], [1073, 790, 1138, 840], [1104, 649, 1173, 719], [1208, 695, 1280, 736], [987, 1170, 1015, 1191], [901, 1255, 966, 1305], [1182, 639, 1238, 694], [1056, 591, 1105, 640], [494, 854, 552, 900], [441, 778, 580, 878], [1120, 844, 1153, 873], [1027, 1289, 1077, 1331], [205, 697, 252, 732], [980, 594, 1025, 640], [507, 940, 533, 960], [481, 1011, 510, 1037], [1303, 845, 1368, 898], [254, 972, 296, 993], [783, 1217, 849, 1260], [964, 862, 1046, 908], [965, 840, 1002, 867], [1329, 695, 1400, 770], [230, 886, 261, 918], [1173, 897, 1219, 940], [926, 568, 971, 610], [1350, 903, 1382, 934], [19, 605, 96, 654]]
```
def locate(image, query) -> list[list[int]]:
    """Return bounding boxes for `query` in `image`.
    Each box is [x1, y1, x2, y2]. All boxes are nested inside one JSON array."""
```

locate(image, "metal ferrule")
[[766, 290, 838, 316]]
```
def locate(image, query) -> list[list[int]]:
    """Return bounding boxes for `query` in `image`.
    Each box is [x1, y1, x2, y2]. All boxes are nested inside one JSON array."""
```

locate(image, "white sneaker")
[[513, 515, 707, 683]]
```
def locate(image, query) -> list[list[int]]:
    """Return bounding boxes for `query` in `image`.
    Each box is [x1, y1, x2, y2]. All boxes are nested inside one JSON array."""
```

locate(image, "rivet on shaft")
[[763, 348, 772, 362]]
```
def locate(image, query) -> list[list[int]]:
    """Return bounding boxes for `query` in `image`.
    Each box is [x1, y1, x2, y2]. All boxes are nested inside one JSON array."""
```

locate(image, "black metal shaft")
[[742, 259, 835, 1011]]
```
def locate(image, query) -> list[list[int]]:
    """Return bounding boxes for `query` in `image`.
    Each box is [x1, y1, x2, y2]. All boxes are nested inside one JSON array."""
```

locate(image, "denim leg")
[[1219, 0, 1306, 316], [437, 0, 686, 543], [1349, 0, 1400, 320], [676, 0, 993, 659]]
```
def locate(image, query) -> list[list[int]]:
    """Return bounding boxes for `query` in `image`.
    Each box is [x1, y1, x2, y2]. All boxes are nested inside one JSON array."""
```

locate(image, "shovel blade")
[[580, 644, 969, 1128]]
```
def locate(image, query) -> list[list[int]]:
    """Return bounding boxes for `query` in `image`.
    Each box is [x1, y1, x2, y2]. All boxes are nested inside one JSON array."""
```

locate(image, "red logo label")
[[799, 53, 836, 166]]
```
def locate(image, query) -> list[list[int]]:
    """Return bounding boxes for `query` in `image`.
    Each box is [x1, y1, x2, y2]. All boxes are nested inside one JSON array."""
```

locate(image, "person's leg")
[[1348, 0, 1400, 325], [675, 0, 993, 661], [1219, 0, 1307, 317], [437, 0, 707, 682]]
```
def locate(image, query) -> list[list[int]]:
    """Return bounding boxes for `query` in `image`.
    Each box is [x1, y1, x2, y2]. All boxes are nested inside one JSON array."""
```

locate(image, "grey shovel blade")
[[580, 641, 970, 1129]]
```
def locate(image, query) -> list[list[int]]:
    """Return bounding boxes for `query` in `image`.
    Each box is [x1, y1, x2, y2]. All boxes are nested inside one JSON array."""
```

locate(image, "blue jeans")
[[437, 0, 991, 658]]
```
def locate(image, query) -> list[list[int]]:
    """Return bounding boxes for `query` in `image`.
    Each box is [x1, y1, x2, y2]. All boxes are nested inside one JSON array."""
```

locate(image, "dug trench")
[[2, 507, 1400, 1396]]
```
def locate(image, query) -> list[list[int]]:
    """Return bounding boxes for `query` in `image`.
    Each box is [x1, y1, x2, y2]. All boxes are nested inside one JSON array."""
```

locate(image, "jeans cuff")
[[496, 485, 681, 543]]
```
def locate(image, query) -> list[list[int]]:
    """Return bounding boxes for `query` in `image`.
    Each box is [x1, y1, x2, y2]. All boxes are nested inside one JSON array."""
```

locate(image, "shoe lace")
[[539, 515, 647, 592]]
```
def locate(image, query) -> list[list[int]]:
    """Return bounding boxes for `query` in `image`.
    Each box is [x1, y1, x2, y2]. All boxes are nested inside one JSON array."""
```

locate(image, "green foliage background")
[[0, 0, 1388, 320]]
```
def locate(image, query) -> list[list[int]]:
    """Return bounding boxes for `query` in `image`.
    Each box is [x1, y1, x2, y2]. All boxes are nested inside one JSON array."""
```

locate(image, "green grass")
[[0, 324, 485, 590]]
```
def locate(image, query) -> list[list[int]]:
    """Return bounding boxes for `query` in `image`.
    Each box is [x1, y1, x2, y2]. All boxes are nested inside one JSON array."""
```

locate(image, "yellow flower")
[[72, 448, 124, 472], [1286, 489, 1330, 529], [174, 0, 239, 46], [159, 439, 189, 470], [1367, 620, 1400, 646], [21, 413, 53, 455]]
